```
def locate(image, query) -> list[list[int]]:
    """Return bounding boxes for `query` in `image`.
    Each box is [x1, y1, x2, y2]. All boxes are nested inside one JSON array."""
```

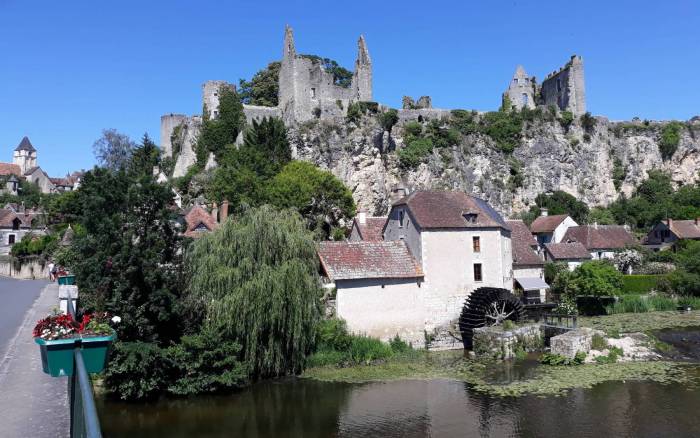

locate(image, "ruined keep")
[[504, 55, 586, 115]]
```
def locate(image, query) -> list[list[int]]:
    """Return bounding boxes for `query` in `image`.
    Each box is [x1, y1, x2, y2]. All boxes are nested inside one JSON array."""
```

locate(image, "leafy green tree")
[[129, 133, 160, 177], [238, 61, 281, 107], [588, 207, 616, 225], [300, 55, 352, 87], [570, 260, 623, 297], [197, 85, 245, 162], [659, 121, 683, 160], [242, 117, 291, 166], [523, 191, 590, 224], [267, 161, 356, 238], [185, 205, 323, 378], [480, 110, 523, 154], [378, 109, 399, 133]]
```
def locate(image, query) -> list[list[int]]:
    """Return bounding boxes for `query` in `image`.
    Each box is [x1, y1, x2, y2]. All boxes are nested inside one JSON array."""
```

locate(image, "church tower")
[[13, 136, 37, 174]]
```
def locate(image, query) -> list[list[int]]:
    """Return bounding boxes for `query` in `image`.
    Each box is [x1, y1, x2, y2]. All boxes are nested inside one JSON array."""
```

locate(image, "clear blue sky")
[[1, 0, 698, 176]]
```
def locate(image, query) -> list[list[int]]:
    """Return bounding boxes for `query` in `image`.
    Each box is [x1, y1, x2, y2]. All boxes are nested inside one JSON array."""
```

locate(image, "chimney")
[[211, 203, 219, 223], [220, 200, 229, 223], [540, 208, 548, 217], [695, 218, 699, 226], [667, 218, 673, 227], [593, 221, 598, 230], [358, 210, 367, 225]]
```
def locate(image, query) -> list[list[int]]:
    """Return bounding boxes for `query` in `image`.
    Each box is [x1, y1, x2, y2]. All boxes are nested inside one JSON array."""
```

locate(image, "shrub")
[[591, 334, 608, 350], [621, 275, 665, 294], [502, 320, 516, 330], [348, 335, 393, 365], [389, 334, 411, 353], [346, 102, 362, 124], [559, 111, 574, 130], [105, 342, 173, 400], [480, 111, 523, 154], [398, 138, 433, 169], [316, 318, 352, 351], [450, 109, 480, 135], [378, 109, 399, 133], [580, 112, 597, 133], [595, 346, 623, 364], [403, 121, 423, 140], [605, 294, 677, 314], [570, 260, 624, 297], [540, 351, 586, 366], [659, 121, 683, 160]]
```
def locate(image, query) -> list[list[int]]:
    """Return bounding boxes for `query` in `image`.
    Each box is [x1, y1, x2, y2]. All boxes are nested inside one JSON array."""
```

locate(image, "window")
[[12, 218, 20, 230], [472, 236, 481, 253], [521, 93, 528, 106], [473, 263, 483, 282], [8, 234, 15, 244], [311, 88, 316, 99], [399, 210, 405, 228]]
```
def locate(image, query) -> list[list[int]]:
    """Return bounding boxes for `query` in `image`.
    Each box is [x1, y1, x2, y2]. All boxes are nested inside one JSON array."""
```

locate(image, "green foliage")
[[612, 157, 626, 191], [197, 85, 245, 162], [403, 121, 424, 140], [449, 109, 480, 135], [398, 138, 433, 169], [92, 129, 136, 171], [502, 319, 516, 330], [378, 109, 399, 133], [10, 233, 57, 258], [621, 275, 665, 294], [540, 351, 586, 366], [508, 157, 524, 190], [570, 260, 624, 297], [588, 207, 616, 225], [595, 346, 623, 364], [238, 61, 281, 107], [480, 110, 523, 154], [166, 327, 249, 396], [346, 102, 362, 124], [389, 334, 411, 353], [500, 94, 513, 112], [0, 179, 51, 211], [185, 205, 322, 379], [591, 334, 608, 350], [559, 111, 575, 130], [300, 55, 353, 87], [129, 133, 160, 178], [104, 342, 172, 400], [522, 191, 590, 224], [267, 161, 356, 238], [580, 112, 597, 133], [605, 294, 679, 314], [659, 121, 683, 160]]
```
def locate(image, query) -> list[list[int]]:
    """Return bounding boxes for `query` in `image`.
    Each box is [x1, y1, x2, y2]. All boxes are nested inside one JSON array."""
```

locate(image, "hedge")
[[621, 275, 666, 294]]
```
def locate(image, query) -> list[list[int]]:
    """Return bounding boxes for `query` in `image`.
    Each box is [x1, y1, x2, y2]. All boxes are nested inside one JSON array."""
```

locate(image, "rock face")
[[290, 114, 700, 217]]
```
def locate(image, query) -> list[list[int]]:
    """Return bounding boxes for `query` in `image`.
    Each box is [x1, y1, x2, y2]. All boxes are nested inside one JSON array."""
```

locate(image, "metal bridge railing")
[[66, 297, 103, 438]]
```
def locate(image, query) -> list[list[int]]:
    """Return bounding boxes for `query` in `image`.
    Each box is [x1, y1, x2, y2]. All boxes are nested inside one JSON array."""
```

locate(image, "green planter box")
[[57, 275, 76, 285], [80, 333, 116, 373], [35, 337, 78, 377]]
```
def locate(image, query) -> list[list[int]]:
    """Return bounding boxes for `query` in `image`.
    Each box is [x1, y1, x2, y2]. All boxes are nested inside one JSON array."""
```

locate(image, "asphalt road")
[[0, 277, 48, 357]]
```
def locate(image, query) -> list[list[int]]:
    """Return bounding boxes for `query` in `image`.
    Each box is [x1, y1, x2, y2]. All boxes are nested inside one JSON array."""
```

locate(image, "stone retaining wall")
[[473, 324, 543, 360], [0, 259, 48, 279]]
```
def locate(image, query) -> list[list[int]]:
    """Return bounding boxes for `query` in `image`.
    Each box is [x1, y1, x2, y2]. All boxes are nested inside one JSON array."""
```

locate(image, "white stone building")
[[529, 210, 578, 246], [317, 191, 513, 346]]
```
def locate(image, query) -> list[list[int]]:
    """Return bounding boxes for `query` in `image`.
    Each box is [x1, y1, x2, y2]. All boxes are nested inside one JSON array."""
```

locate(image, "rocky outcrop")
[[290, 113, 700, 217]]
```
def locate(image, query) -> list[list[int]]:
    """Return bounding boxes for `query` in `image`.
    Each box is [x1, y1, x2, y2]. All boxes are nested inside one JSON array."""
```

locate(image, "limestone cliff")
[[288, 113, 700, 217]]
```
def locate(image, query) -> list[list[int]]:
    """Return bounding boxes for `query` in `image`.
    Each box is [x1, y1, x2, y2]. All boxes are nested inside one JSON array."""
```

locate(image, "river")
[[97, 328, 700, 438]]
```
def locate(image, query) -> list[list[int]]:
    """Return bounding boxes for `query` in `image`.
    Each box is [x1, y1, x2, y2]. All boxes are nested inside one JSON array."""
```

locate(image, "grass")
[[621, 275, 665, 294], [579, 310, 700, 335], [606, 295, 700, 315]]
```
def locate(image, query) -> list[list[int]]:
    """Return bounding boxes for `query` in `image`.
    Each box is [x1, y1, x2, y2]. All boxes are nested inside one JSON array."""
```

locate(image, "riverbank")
[[303, 311, 700, 397]]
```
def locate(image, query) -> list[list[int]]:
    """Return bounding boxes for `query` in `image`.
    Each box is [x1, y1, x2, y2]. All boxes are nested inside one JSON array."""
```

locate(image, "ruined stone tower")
[[202, 80, 235, 119], [278, 25, 373, 123], [540, 55, 586, 115], [503, 65, 536, 111], [13, 136, 37, 174]]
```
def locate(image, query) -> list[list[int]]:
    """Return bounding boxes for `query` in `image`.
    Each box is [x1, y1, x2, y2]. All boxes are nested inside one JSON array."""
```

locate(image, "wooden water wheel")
[[458, 287, 525, 349]]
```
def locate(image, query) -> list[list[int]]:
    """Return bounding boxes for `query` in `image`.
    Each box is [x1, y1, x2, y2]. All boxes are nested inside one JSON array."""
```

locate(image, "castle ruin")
[[161, 27, 587, 177], [503, 55, 586, 115]]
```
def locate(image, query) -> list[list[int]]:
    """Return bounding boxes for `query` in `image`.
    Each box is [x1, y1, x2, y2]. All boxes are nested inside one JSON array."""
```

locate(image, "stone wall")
[[0, 258, 48, 279], [550, 327, 604, 358], [473, 324, 543, 360], [160, 114, 188, 158], [540, 55, 586, 115]]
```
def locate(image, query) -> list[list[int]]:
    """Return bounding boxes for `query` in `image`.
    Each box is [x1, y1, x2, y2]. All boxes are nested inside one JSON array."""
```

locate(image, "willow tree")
[[185, 205, 322, 378]]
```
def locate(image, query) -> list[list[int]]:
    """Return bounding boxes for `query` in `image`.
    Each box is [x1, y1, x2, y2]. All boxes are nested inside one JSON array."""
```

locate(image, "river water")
[[97, 329, 700, 438]]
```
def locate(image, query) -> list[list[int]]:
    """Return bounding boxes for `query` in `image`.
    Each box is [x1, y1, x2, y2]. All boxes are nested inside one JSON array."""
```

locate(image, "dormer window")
[[462, 212, 477, 223]]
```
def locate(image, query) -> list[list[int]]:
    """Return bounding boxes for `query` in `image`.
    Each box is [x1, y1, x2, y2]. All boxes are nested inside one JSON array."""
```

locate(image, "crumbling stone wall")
[[473, 324, 543, 360], [540, 55, 586, 115]]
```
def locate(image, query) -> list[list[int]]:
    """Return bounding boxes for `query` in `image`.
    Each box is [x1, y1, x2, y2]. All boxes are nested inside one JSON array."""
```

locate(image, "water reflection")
[[98, 372, 700, 437]]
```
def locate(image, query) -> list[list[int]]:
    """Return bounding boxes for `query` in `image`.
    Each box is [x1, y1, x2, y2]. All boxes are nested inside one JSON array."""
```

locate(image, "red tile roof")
[[544, 242, 592, 260], [0, 163, 22, 177], [0, 209, 24, 228], [184, 205, 218, 238], [563, 225, 637, 250], [317, 241, 424, 280], [530, 214, 569, 233], [506, 219, 543, 266], [667, 219, 700, 239], [352, 217, 387, 241], [393, 191, 508, 230]]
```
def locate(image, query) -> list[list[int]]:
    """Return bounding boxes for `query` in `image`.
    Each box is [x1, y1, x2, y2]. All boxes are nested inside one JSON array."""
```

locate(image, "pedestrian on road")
[[47, 261, 55, 282]]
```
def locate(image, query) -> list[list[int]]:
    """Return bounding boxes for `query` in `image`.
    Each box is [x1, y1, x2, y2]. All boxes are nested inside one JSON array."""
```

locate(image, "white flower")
[[111, 316, 122, 324]]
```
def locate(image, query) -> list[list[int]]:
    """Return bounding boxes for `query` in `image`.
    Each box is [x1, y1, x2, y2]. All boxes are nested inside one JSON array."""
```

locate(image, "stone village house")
[[317, 191, 517, 345], [644, 218, 700, 251]]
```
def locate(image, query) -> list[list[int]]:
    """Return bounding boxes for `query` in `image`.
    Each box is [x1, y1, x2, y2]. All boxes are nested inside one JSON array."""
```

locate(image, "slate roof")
[[668, 219, 700, 239], [0, 163, 22, 177], [544, 242, 592, 260], [15, 136, 36, 152], [24, 166, 41, 176], [506, 219, 544, 266], [392, 191, 509, 230], [530, 214, 569, 233], [352, 217, 387, 241], [183, 205, 218, 238], [563, 225, 637, 250], [317, 241, 424, 280]]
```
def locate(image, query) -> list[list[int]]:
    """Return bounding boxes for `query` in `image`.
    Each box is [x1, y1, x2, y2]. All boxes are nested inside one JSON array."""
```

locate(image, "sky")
[[1, 0, 698, 176]]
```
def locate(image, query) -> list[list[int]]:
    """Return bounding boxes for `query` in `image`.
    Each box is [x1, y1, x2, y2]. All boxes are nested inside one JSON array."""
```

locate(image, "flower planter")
[[57, 275, 76, 285], [80, 332, 116, 373], [34, 337, 78, 377]]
